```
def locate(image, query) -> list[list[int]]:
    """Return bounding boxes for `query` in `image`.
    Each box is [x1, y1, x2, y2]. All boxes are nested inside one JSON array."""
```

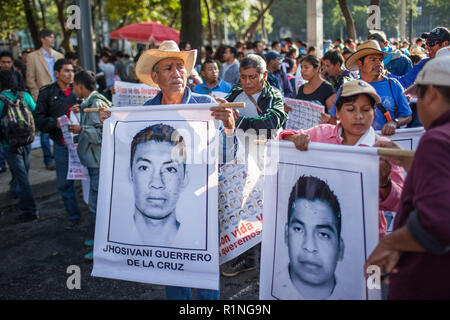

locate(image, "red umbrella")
[[109, 22, 180, 45]]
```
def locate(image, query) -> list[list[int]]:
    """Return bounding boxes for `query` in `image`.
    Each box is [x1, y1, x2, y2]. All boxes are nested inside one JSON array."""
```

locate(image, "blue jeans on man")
[[3, 144, 38, 217], [87, 167, 99, 217], [0, 146, 6, 170], [54, 142, 80, 221], [165, 286, 220, 300], [40, 132, 54, 166]]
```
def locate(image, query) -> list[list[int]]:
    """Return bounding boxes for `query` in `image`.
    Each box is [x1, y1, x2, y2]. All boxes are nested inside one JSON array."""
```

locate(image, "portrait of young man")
[[128, 123, 189, 247], [273, 175, 345, 300]]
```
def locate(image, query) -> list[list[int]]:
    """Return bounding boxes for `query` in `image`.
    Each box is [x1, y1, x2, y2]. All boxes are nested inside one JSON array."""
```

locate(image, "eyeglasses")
[[426, 40, 441, 47]]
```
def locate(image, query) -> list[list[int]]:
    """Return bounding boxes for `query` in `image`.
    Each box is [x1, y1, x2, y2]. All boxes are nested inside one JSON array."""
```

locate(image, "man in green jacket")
[[69, 70, 112, 260]]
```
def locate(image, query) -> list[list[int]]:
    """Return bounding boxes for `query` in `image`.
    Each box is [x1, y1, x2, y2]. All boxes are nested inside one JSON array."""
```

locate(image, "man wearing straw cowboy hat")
[[132, 40, 235, 300], [326, 40, 412, 136]]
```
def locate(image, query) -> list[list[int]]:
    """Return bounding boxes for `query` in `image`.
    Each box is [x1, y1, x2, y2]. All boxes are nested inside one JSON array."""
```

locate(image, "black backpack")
[[0, 92, 35, 147]]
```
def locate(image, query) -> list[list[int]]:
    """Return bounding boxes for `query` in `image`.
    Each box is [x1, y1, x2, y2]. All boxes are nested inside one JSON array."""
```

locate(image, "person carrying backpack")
[[0, 70, 39, 222]]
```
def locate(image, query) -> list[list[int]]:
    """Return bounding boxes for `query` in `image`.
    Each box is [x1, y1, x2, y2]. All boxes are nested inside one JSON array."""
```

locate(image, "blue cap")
[[264, 51, 281, 63]]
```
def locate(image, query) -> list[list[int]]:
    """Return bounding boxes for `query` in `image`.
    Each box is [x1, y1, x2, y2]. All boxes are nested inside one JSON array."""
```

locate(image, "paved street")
[[0, 148, 259, 300]]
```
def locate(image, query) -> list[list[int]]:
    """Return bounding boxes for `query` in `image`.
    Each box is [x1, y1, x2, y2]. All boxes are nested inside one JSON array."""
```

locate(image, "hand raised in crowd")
[[381, 121, 397, 136], [71, 104, 80, 113], [68, 124, 82, 134], [284, 133, 311, 151], [283, 103, 293, 113], [374, 140, 413, 172], [210, 98, 236, 136], [98, 104, 111, 124]]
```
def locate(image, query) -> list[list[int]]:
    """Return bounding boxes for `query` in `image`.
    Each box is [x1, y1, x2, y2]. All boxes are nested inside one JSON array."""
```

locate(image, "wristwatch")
[[392, 118, 400, 128]]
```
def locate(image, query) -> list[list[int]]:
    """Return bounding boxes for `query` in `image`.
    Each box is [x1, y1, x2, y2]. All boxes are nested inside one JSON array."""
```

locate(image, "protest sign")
[[92, 104, 220, 290], [284, 98, 325, 130], [57, 115, 88, 180], [218, 156, 264, 265], [376, 127, 425, 151], [260, 141, 381, 300], [112, 81, 160, 106]]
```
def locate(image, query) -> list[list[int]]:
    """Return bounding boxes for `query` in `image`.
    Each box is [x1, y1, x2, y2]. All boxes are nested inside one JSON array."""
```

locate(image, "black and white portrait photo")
[[260, 143, 380, 300], [107, 120, 210, 250]]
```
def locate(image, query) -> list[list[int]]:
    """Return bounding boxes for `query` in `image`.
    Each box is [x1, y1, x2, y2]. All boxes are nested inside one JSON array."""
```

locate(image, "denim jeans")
[[3, 144, 38, 216], [54, 143, 80, 220], [0, 146, 5, 168], [87, 167, 99, 217], [165, 286, 220, 300], [40, 132, 54, 165]]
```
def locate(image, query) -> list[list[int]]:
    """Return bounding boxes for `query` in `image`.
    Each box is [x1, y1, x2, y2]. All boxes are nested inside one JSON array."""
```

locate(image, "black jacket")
[[33, 82, 79, 144]]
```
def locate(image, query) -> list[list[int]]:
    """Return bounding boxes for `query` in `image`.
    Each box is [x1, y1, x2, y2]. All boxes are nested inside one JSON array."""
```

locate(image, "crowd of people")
[[0, 24, 449, 300]]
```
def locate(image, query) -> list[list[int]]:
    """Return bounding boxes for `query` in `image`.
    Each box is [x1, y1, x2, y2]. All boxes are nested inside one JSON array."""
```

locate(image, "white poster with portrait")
[[376, 127, 425, 151], [260, 141, 381, 300], [112, 81, 160, 106], [284, 98, 325, 130], [92, 104, 220, 290]]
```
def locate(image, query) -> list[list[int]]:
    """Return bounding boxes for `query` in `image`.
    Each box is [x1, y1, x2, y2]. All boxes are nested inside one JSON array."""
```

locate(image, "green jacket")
[[225, 81, 287, 139], [77, 91, 112, 168]]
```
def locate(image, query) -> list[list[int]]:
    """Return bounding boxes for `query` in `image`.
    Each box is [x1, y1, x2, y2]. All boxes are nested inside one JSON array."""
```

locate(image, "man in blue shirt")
[[193, 58, 232, 98], [135, 40, 237, 300], [327, 40, 412, 136]]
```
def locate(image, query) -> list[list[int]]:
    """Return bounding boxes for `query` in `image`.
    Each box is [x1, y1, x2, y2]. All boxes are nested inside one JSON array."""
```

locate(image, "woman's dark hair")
[[300, 54, 320, 69], [0, 70, 19, 94], [335, 93, 376, 111]]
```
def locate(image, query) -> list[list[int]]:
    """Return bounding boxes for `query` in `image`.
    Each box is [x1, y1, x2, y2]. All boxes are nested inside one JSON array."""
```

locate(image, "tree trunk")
[[243, 0, 275, 42], [338, 0, 357, 41], [55, 0, 74, 52], [180, 0, 202, 64], [203, 0, 213, 48], [22, 0, 41, 49], [97, 0, 106, 48], [38, 0, 47, 29]]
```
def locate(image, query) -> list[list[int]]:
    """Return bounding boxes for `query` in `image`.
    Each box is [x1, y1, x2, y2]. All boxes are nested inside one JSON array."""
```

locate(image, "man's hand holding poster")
[[92, 104, 220, 290]]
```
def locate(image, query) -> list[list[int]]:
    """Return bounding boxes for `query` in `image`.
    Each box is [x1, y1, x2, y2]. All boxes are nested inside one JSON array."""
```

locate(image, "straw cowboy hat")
[[338, 79, 381, 105], [345, 40, 386, 71], [135, 40, 197, 87]]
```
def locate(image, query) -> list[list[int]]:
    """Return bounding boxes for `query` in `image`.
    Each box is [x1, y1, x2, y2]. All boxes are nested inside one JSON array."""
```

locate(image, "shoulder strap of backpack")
[[387, 78, 398, 118]]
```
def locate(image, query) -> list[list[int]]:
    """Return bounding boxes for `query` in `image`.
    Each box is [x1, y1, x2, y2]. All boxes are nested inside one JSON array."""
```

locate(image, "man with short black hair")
[[0, 52, 25, 91], [220, 46, 240, 86], [322, 50, 354, 92], [193, 59, 231, 97], [265, 51, 293, 98], [34, 58, 81, 224]]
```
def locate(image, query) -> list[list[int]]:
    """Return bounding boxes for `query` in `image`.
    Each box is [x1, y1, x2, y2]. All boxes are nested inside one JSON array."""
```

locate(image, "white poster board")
[[92, 104, 220, 290], [260, 141, 381, 300], [376, 127, 424, 151], [284, 98, 325, 130], [112, 81, 160, 106]]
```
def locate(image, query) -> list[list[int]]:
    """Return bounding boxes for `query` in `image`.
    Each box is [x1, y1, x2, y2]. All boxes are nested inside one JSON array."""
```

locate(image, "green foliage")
[[0, 0, 26, 39]]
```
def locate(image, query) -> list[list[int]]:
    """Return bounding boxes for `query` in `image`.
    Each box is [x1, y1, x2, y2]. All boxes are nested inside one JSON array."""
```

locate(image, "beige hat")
[[337, 79, 381, 105], [345, 40, 386, 71], [135, 40, 197, 87], [405, 55, 450, 95]]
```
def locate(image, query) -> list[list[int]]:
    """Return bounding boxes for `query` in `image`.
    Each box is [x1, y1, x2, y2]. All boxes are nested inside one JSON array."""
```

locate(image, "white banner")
[[260, 141, 381, 300], [92, 104, 220, 290], [112, 81, 160, 106], [57, 115, 88, 180], [376, 127, 424, 151], [284, 98, 325, 130], [218, 157, 264, 264]]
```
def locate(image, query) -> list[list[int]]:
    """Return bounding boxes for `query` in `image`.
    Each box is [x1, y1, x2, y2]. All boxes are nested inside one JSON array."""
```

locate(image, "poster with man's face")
[[260, 141, 381, 300], [92, 106, 220, 290]]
